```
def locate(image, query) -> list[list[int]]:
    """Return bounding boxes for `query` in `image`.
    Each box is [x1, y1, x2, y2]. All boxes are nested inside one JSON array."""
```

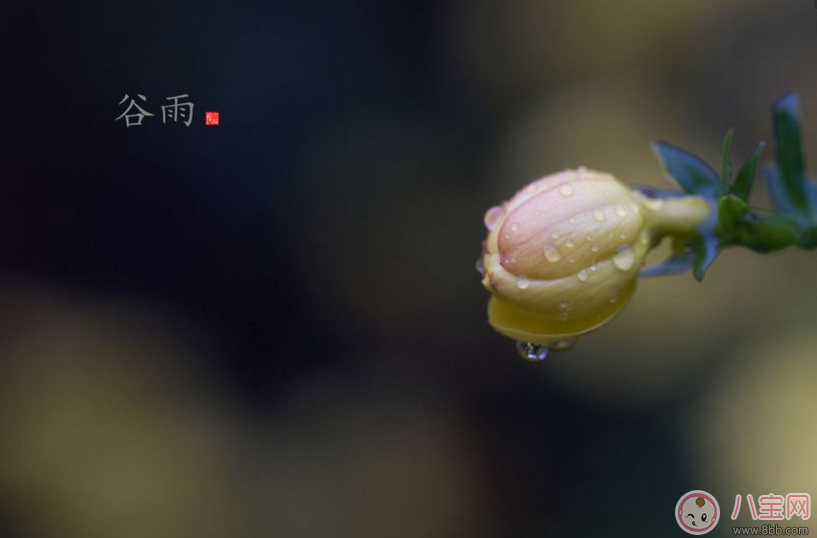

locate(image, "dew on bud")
[[484, 205, 504, 231], [516, 341, 549, 361], [550, 337, 577, 352], [559, 184, 574, 197], [544, 245, 561, 262], [517, 275, 530, 289], [593, 209, 606, 222], [612, 246, 636, 271], [615, 204, 627, 217], [577, 269, 589, 282]]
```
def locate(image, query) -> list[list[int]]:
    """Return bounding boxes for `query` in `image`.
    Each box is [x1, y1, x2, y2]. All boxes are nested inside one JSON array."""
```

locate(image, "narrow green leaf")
[[772, 93, 809, 213], [731, 141, 765, 202], [720, 129, 734, 184], [652, 141, 723, 197], [763, 162, 798, 214]]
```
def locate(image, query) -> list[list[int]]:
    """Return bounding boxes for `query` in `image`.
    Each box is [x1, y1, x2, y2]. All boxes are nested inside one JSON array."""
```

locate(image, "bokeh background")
[[2, 0, 817, 536]]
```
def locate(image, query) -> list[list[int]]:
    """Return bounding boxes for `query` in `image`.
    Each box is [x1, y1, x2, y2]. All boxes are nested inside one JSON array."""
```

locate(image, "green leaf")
[[720, 129, 734, 184], [764, 162, 799, 214], [772, 93, 809, 213], [652, 141, 723, 197], [731, 141, 765, 202], [718, 194, 749, 236]]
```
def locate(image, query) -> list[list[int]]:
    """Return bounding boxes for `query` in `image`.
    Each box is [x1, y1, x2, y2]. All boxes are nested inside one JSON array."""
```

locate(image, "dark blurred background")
[[2, 1, 817, 536]]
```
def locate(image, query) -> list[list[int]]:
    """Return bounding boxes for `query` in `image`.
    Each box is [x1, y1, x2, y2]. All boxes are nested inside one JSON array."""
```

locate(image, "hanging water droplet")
[[511, 222, 520, 232], [612, 246, 636, 271], [591, 243, 600, 252], [483, 205, 504, 231], [565, 239, 575, 249], [544, 245, 561, 262], [577, 269, 589, 282], [475, 258, 484, 275], [516, 341, 549, 361], [517, 275, 530, 289], [615, 204, 627, 217], [559, 184, 574, 197], [549, 337, 577, 352], [593, 209, 606, 222]]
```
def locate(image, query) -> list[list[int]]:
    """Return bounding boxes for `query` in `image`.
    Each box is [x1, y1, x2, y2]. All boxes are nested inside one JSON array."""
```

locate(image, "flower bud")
[[480, 168, 709, 349]]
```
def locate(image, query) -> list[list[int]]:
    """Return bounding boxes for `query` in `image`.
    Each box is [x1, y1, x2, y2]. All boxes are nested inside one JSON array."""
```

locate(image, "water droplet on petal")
[[590, 264, 598, 271], [517, 275, 530, 289], [609, 295, 619, 304], [577, 269, 589, 282], [516, 341, 549, 361], [544, 245, 561, 262], [612, 246, 636, 271], [593, 209, 606, 222], [484, 205, 504, 231], [551, 231, 560, 240], [615, 204, 627, 217], [559, 184, 574, 197], [568, 217, 576, 224], [591, 243, 600, 252], [619, 233, 627, 240], [475, 258, 484, 275], [560, 299, 570, 310], [565, 239, 575, 249], [550, 337, 577, 352], [569, 258, 575, 264], [511, 222, 520, 232]]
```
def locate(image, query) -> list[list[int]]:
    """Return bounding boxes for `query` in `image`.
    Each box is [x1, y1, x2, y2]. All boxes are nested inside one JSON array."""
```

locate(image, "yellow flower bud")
[[479, 168, 709, 355]]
